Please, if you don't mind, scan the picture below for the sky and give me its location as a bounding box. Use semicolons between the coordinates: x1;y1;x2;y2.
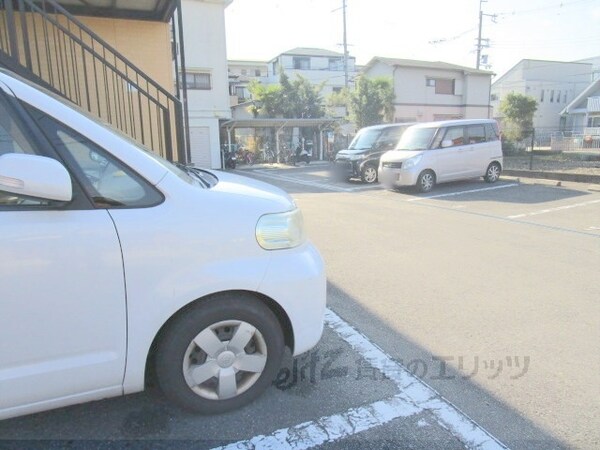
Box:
224;0;600;80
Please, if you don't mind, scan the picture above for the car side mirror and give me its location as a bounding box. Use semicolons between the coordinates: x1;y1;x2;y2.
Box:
0;153;73;202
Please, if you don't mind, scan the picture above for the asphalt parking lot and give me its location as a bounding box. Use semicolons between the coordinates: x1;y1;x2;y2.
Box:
2;163;598;449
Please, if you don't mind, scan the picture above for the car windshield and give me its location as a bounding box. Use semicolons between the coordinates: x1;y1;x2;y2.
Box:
4;70;218;189
348;128;383;150
394;127;436;151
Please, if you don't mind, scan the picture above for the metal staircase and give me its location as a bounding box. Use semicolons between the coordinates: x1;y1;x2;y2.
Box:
0;0;187;162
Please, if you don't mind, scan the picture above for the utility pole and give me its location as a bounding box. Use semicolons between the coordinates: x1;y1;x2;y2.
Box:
476;0;484;70
476;0;496;70
342;0;348;88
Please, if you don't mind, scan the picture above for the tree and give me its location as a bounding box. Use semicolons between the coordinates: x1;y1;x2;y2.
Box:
325;88;350;118
349;76;394;128
499;92;538;142
246;73;324;119
290;75;324;119
247;80;282;117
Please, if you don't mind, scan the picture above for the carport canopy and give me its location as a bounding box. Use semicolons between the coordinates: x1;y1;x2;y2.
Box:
220;118;340;162
221;118;339;131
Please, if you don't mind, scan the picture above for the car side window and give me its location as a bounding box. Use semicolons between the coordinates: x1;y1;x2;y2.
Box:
467;125;486;144
439;126;465;147
0;95;53;207
24;105;163;209
485;123;500;141
379;127;406;148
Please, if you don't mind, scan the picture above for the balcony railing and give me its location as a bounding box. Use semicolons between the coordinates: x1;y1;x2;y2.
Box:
0;0;187;162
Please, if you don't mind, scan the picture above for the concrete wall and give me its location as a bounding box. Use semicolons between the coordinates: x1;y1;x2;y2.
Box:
79;17;174;94
182;0;232;168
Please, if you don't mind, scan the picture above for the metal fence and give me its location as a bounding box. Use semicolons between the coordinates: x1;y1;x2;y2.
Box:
511;128;600;153
550;129;600;152
0;0;187;162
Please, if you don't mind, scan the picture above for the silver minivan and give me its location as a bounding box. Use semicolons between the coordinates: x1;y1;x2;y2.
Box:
379;119;503;192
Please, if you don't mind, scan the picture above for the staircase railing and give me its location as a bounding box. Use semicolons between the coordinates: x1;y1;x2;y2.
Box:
0;0;187;162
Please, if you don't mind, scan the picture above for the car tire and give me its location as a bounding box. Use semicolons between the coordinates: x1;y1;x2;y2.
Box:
361;165;378;184
155;292;284;414
416;170;435;193
484;162;501;183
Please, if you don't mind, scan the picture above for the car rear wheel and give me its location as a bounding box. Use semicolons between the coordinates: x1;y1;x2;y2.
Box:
155;293;284;414
484;162;501;183
416;170;435;193
361;165;378;184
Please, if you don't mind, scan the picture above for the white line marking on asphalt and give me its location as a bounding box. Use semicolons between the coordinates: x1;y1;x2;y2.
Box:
507;199;600;219
250;170;381;192
251;170;352;192
407;183;519;202
212;309;508;450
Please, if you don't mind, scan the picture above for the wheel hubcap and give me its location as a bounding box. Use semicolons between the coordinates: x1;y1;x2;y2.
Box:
183;320;268;400
364;168;377;183
488;165;499;181
217;350;236;368
422;174;433;191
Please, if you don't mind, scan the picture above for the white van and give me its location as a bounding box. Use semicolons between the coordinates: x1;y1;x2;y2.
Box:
379;119;503;192
0;69;326;419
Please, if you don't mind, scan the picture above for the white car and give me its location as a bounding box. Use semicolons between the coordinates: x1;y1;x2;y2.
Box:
379;119;503;192
0;70;326;420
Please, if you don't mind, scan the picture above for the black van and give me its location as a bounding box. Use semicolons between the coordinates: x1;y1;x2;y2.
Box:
333;123;414;183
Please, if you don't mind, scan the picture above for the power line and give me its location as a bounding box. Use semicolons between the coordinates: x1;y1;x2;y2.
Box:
495;0;596;17
429;28;476;45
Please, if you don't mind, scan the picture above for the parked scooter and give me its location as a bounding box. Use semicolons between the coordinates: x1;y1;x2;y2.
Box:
222;145;237;169
294;143;311;165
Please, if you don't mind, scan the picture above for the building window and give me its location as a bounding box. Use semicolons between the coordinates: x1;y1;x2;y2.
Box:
329;58;343;71
540;90;544;102
241;69;247;76
184;72;212;90
235;86;248;101
550;90;554;102
556;91;560;103
490;94;498;101
293;57;310;70
255;69;261;76
426;78;455;95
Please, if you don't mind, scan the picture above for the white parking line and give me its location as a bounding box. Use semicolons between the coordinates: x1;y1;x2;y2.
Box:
249;170;379;192
407;183;519;202
212;309;508;450
507;199;600;219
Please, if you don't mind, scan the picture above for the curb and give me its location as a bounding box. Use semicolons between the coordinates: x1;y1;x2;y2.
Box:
503;169;600;185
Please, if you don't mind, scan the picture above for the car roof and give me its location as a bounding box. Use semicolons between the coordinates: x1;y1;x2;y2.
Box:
410;119;497;129
359;122;416;131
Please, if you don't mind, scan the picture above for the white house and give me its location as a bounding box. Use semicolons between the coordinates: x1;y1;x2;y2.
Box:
577;56;600;81
490;59;592;132
181;0;233;169
560;78;600;134
362;57;493;123
265;48;358;97
228;60;269;105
